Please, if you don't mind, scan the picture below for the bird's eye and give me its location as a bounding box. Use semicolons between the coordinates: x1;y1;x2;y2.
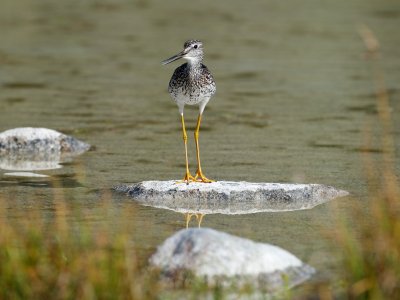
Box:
193;44;198;49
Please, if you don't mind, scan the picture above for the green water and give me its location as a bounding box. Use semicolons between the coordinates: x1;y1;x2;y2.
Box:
0;0;399;282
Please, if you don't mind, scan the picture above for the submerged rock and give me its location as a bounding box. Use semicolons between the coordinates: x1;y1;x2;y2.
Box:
150;228;315;291
0;127;90;171
115;180;349;214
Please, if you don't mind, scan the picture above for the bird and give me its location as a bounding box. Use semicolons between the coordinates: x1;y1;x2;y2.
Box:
162;40;216;184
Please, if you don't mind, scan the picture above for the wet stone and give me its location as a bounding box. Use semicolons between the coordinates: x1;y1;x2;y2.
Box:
114;180;349;214
150;228;315;292
0;127;90;154
0;127;90;171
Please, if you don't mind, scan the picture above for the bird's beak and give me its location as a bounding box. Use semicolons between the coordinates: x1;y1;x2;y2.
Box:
162;50;186;65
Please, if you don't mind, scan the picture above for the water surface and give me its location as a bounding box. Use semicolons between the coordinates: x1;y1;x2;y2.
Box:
1;0;399;282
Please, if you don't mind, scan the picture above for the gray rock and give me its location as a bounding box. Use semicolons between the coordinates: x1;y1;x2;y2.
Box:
115;180;348;214
150;228;315;292
0;127;90;171
0;127;90;154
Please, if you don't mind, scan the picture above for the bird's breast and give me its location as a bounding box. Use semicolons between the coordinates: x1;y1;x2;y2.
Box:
167;64;216;105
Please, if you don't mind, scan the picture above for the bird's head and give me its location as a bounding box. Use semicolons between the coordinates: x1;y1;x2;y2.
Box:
162;40;204;65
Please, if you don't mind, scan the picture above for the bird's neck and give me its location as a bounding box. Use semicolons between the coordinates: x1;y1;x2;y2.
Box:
186;58;202;69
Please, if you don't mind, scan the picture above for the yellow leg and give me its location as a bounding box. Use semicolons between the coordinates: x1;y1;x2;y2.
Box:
185;213;195;228
179;114;195;184
195;213;205;228
194;114;214;183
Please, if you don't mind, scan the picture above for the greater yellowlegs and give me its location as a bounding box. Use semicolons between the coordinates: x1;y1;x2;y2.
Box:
162;40;216;184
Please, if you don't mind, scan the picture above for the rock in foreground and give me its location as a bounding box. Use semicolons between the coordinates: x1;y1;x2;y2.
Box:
150;228;315;292
115;180;349;213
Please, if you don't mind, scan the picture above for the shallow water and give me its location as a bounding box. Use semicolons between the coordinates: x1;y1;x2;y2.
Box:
0;0;399;283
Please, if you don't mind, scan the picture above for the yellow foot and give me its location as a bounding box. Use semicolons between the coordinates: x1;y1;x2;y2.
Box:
176;173;196;185
194;170;215;183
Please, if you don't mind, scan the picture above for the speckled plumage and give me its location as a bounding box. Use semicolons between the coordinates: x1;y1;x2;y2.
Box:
163;40;216;114
168;62;216;106
162;40;216;183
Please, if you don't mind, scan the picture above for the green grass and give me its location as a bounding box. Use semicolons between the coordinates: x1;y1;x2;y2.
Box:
300;24;400;300
0;201;160;300
337;25;400;300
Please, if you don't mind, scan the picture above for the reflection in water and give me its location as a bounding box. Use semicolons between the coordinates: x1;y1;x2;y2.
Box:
185;212;204;228
0;153;64;171
4;172;49;178
0;174;83;189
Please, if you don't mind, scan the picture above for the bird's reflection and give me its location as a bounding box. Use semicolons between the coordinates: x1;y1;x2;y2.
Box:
184;212;205;228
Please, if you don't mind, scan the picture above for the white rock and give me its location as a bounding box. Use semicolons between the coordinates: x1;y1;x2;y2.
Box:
0;127;90;171
0;127;62;140
0;127;90;154
115;180;349;213
150;228;315;291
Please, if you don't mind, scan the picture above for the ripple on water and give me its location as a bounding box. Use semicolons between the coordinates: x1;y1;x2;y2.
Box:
3;82;47;89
